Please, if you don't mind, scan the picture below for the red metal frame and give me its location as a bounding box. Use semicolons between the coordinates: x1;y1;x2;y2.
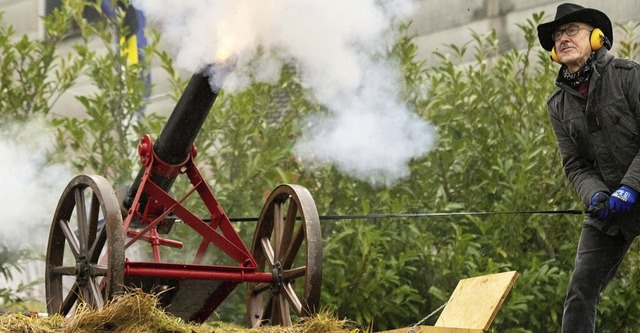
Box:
122;135;271;284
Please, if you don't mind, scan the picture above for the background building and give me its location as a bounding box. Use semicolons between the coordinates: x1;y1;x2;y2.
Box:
3;0;640;116
6;1;640;60
410;0;640;65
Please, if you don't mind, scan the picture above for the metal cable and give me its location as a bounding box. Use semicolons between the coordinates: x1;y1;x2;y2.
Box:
409;301;449;332
225;209;585;222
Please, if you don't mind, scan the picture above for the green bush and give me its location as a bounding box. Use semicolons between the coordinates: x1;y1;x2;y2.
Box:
0;8;83;121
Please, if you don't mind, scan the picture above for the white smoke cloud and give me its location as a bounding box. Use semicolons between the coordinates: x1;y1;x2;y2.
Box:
0;119;72;248
133;0;436;186
296;58;436;186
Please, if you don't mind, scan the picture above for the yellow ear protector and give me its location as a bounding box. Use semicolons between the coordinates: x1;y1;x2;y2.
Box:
590;28;606;50
550;28;605;63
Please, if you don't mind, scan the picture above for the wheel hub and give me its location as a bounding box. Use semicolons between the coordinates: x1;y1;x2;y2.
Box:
271;261;283;294
75;255;90;287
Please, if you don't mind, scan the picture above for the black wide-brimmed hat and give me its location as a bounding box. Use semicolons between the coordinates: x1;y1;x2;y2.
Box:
537;3;612;51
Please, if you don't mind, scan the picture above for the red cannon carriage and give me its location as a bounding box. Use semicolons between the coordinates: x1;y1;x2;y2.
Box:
44;61;322;327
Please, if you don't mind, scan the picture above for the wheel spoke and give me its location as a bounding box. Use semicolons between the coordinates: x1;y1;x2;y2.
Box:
270;295;280;325
281;200;297;255
61;283;80;314
263;295;273;323
274;202;283;258
89;226;107;262
50;265;76;276
281;266;306;280
89;264;108;276
59;219;81;259
273;294;291;326
87;278;105;309
260;236;275;266
282;226;304;268
74;188;88;253
88;193;100;246
282;282;303;315
251;282;272;295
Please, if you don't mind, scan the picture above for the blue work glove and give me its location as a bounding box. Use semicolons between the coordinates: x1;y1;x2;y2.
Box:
587;192;610;219
610;185;638;213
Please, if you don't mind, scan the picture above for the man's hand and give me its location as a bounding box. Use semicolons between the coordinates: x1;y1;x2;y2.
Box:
610;185;638;213
588;192;610;219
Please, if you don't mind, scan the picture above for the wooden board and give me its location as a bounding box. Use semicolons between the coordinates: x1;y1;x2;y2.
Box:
378;326;483;333
434;271;518;330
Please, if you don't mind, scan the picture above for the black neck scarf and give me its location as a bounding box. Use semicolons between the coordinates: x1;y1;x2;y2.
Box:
560;53;595;87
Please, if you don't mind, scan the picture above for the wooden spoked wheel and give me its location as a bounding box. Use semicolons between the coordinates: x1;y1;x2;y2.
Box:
247;184;323;327
45;175;125;316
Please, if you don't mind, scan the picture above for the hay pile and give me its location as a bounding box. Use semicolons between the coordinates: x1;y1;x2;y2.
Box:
0;291;359;333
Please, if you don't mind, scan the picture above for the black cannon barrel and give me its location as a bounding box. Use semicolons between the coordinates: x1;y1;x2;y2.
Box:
156;70;217;164
123;62;234;210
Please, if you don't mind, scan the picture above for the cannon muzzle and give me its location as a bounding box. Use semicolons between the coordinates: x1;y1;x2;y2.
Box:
123;59;236;211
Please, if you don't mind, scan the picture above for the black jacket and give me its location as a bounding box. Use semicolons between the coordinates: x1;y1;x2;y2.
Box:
547;48;640;239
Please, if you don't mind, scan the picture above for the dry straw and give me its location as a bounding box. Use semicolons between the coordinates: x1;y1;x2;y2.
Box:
0;290;359;333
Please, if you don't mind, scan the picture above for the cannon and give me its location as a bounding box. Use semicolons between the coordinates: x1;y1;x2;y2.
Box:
44;60;323;326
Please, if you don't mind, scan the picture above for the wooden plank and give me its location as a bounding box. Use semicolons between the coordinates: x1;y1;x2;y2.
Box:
378;326;483;333
434;271;518;330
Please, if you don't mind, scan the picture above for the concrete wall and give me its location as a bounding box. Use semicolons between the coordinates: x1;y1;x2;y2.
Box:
1;0;177;119
410;0;640;65
3;1;640;116
0;0;40;37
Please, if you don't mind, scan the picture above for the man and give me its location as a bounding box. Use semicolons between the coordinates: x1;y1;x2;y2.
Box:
537;3;640;332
